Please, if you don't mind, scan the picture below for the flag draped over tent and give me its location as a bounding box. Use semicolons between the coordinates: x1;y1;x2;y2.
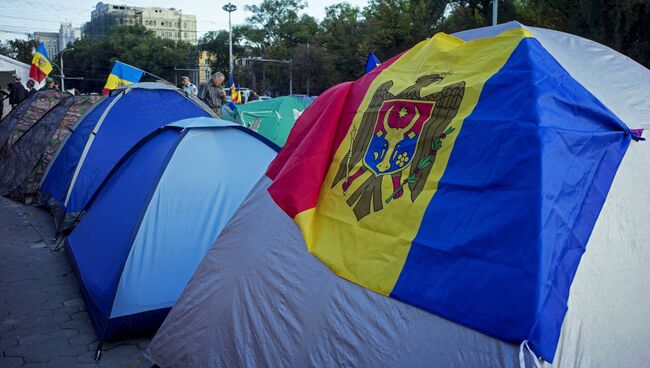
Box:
29;43;53;83
364;51;381;73
266;28;638;362
102;61;143;95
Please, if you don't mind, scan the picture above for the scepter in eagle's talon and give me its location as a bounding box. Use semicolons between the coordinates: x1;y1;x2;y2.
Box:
385;126;456;204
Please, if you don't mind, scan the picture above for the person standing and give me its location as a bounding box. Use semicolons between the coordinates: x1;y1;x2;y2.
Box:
248;90;260;102
180;76;198;96
9;76;27;108
44;77;56;90
26;79;38;96
198;72;226;117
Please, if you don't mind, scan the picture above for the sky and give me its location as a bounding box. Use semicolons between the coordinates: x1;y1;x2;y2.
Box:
0;0;370;42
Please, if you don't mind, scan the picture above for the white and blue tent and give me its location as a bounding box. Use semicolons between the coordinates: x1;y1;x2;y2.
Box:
38;83;214;232
64;117;278;355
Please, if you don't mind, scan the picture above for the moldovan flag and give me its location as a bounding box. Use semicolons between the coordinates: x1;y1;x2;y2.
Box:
266;29;642;363
230;76;237;102
29;43;53;83
102;61;144;95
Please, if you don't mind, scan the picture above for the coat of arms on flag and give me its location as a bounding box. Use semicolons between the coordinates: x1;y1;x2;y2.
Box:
332;74;465;220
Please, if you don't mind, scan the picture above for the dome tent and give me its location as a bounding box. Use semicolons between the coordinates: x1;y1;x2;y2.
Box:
0;90;70;152
146;22;649;367
0;95;99;202
65;117;278;356
37;82;214;232
235;96;311;147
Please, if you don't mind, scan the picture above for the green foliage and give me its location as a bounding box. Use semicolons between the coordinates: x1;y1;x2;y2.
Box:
0;38;39;64
198;28;246;76
59;25;194;92
3;0;648;94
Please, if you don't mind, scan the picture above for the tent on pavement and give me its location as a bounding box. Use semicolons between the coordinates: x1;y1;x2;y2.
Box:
0;90;70;152
146;22;650;367
65;117;277;356
37;83;214;232
235;96;311;146
0;95;100;202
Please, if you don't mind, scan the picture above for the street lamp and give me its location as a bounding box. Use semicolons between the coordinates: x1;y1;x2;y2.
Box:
222;3;237;82
59;47;74;91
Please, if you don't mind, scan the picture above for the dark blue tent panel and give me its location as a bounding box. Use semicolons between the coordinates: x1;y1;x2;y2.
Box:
37;84;213;231
66;118;277;341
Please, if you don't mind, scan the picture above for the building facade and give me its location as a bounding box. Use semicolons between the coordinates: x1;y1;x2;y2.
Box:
33;32;59;58
87;2;198;45
33;23;81;59
59;23;82;50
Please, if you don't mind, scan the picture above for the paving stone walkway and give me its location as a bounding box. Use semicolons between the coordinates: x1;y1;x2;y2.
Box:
0;197;152;368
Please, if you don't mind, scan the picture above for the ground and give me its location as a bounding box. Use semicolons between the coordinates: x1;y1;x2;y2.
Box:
0;197;153;368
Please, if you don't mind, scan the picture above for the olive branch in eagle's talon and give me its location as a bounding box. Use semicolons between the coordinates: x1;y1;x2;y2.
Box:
385;126;456;204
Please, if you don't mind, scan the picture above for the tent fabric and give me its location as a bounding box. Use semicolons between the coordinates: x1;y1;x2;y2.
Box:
147;139;650;367
0;90;70;152
146;23;650;367
66;118;278;340
0;95;99;202
235;96;311;146
265;28;632;361
37;83;215;232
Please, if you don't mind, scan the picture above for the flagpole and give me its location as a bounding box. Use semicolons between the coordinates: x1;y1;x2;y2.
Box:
141;70;174;86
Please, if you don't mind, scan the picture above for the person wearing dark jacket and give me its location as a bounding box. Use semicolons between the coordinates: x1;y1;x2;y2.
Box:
26;79;37;95
9;76;27;107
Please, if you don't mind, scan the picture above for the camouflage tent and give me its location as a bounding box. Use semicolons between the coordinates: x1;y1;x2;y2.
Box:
0;94;100;202
0;90;71;151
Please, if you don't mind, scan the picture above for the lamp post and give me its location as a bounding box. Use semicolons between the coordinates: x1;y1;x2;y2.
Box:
59;47;74;91
492;0;498;26
222;3;237;82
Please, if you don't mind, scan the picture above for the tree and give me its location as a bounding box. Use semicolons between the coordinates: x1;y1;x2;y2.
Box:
198;28;247;76
245;0;307;45
0;38;39;64
61;25;195;92
317;3;367;85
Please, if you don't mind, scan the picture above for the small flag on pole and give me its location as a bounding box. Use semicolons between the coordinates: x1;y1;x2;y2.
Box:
230;75;237;102
29;43;53;83
236;83;242;104
364;52;381;74
102;61;144;95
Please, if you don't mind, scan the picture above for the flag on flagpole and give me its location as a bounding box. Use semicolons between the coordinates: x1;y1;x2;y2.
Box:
237;83;242;104
364;52;381;74
29;43;53;83
102;61;144;95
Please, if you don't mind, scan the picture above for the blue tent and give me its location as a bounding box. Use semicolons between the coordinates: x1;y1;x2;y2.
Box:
38;83;214;232
65;117;278;354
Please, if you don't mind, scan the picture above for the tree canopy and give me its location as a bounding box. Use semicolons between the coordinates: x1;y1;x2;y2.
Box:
1;0;648;94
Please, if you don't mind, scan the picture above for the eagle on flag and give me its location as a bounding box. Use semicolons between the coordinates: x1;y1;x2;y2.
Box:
331;74;465;220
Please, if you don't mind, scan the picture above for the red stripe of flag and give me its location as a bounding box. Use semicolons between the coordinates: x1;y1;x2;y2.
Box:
267;51;404;218
29;64;47;83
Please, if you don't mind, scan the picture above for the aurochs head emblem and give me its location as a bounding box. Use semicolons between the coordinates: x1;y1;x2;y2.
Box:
331;73;466;220
364;100;434;175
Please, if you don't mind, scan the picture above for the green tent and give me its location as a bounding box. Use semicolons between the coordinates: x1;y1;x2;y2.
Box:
235;96;311;147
